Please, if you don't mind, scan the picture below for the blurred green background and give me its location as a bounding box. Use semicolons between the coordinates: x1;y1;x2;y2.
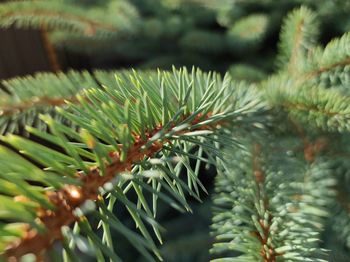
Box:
51;0;350;76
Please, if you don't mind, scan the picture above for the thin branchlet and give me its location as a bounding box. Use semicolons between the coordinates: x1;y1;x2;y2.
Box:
304;57;350;79
252;144;281;262
0;96;78;117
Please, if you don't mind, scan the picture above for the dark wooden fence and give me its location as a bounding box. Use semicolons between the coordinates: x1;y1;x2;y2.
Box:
0;28;53;80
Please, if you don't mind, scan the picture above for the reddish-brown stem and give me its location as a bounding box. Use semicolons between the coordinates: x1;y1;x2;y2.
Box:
288;119;328;163
0;91;131;117
252;144;280;262
305;57;350;79
4;113;221;260
0;96;79;117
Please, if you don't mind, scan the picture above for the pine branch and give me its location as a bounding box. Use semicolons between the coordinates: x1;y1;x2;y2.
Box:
250;143;281;262
304;33;350;76
0;70;114;134
276;7;318;73
0;68;266;260
306;58;350;79
264;75;350;132
211;138;335;261
0;70;99;135
0;1;138;38
0;96;78;117
3;112;217;259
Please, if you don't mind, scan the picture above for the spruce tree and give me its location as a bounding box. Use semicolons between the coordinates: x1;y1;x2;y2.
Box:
0;1;349;261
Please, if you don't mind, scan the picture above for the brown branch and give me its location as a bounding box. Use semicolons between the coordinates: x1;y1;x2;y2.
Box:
0;96;79;117
289;118;328;163
305;57;350;79
251;144;281;262
3;113;221;260
0;90;129;117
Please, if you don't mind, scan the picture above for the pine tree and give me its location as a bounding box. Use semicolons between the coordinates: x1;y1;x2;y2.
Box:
0;2;350;262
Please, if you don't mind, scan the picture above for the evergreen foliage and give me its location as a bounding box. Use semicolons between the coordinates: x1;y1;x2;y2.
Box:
0;68;265;261
1;0;349;71
211;141;335;261
0;0;138;38
226;13;269;53
0;2;350;262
